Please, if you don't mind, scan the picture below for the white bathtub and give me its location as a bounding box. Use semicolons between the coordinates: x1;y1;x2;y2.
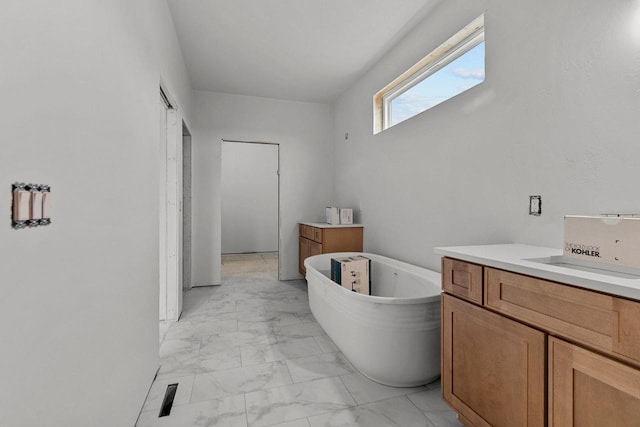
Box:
305;252;441;387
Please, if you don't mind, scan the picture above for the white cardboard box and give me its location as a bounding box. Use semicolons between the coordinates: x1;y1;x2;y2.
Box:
326;207;340;225
564;215;640;268
331;256;370;295
339;208;353;225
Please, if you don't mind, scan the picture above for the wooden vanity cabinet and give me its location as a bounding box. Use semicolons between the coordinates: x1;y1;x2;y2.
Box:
441;257;640;427
298;223;363;276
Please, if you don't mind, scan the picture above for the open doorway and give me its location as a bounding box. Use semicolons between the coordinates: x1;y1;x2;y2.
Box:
221;140;280;281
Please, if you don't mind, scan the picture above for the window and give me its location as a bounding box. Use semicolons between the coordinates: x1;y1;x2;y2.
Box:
374;15;485;133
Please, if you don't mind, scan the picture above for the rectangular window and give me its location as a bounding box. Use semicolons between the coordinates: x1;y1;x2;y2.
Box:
374;15;485;133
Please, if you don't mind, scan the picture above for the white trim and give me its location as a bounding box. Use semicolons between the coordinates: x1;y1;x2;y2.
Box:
220;139;281;281
159;79;178;111
159;90;184;321
159;99;168;321
373;14;485;134
383;30;484;129
165;108;183;321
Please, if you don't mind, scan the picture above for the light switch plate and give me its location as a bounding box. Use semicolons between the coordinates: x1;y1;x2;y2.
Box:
529;195;542;216
12;183;52;228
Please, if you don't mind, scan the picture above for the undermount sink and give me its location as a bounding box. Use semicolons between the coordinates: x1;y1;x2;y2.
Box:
524;256;640;279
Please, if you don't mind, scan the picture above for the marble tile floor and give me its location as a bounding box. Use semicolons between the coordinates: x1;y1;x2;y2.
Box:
222;252;279;280
140;274;462;427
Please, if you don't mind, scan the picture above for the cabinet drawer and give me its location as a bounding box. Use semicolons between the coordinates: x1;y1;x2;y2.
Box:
313;228;323;243
301;224;314;240
486;267;640;366
442;258;483;305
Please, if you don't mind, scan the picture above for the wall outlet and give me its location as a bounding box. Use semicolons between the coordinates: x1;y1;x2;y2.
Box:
529;195;542;216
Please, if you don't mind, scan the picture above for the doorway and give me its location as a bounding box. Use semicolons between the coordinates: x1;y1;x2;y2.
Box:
221;140;280;281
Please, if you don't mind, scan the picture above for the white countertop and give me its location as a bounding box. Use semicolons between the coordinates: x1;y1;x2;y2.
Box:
434;244;640;301
300;222;364;228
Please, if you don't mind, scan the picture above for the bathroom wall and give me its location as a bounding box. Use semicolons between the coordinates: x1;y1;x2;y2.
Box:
191;91;333;283
221;142;279;254
0;1;192;426
333;0;640;271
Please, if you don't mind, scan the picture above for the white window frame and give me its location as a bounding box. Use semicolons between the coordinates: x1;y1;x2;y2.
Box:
374;14;485;134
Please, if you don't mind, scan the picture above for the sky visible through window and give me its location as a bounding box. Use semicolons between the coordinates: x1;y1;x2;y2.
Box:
390;41;485;126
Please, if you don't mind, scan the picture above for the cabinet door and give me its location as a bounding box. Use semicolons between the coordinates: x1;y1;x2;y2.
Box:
309;240;322;257
442;294;545;427
549;337;640;426
299;237;310;276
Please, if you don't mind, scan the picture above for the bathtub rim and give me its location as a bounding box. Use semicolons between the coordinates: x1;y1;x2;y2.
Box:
304;252;441;305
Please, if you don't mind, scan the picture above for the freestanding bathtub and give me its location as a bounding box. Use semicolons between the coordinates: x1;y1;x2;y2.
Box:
305;252;441;387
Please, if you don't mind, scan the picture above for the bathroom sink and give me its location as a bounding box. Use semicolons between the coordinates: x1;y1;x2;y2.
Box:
524;256;640;279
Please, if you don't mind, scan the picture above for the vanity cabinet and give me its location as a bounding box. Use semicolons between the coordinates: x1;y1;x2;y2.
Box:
298;223;363;276
441;256;640;427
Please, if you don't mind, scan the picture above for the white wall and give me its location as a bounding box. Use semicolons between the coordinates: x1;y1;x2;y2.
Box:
192;91;333;283
0;1;192;426
222;142;279;254
333;0;640;272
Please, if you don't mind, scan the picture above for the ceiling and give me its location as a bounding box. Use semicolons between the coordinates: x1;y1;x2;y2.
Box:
166;0;437;103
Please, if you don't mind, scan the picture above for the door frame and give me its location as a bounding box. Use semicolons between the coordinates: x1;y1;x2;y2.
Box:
159;85;184;321
182;123;192;291
221;139;281;280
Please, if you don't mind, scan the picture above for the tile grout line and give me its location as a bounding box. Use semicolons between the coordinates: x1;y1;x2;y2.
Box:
279;338;296;386
243;392;250;427
337;374;359;408
262;414;311;427
337;374;432;406
187;374;196;406
404;393;435;424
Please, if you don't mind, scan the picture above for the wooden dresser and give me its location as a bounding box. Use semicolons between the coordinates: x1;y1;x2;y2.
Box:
298;222;363;276
438;249;640;427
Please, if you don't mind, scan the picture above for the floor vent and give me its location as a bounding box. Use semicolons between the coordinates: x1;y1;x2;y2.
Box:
159;383;178;417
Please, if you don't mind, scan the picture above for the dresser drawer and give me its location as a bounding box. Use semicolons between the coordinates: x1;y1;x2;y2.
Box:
485;267;640;366
442;258;484;305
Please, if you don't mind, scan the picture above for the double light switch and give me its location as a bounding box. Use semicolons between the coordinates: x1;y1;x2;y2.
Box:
12;183;51;229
